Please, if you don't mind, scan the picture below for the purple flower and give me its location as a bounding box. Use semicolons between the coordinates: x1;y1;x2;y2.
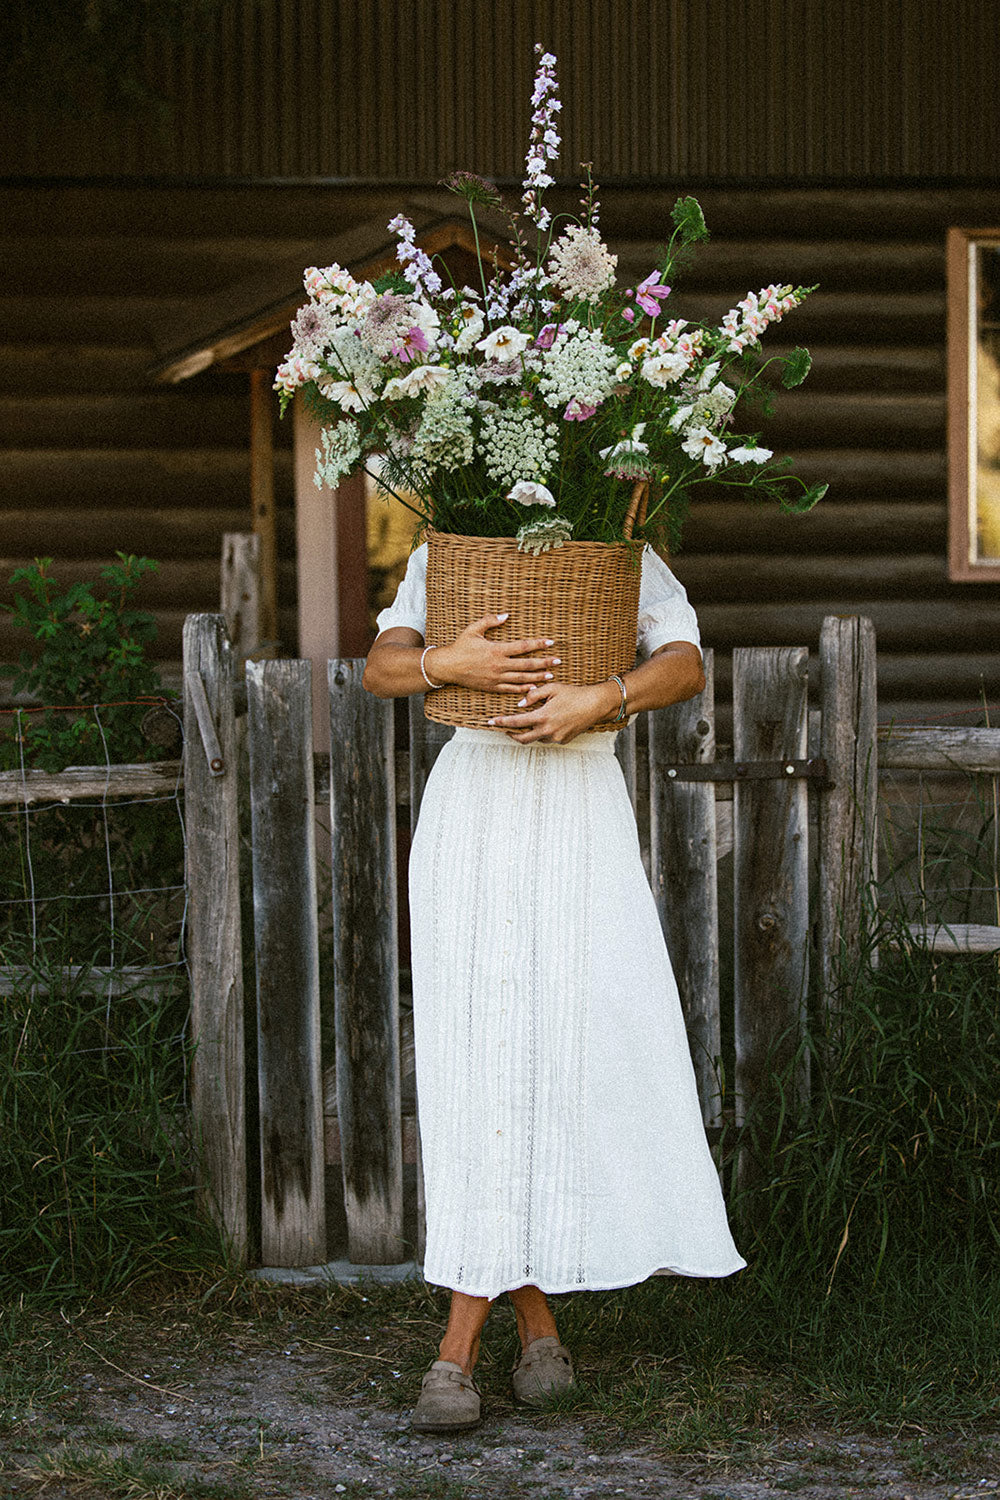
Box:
622;307;636;324
635;271;671;318
534;322;562;349
563;399;599;421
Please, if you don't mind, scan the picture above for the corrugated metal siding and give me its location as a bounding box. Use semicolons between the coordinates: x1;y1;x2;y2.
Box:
3;0;1000;181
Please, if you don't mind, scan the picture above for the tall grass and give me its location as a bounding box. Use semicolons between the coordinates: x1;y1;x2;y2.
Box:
0;948;224;1300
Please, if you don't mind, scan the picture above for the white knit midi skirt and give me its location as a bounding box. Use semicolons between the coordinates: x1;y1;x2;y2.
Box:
409;726;746;1300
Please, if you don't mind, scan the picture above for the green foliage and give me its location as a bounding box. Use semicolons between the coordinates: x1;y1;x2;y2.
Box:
781;345;813;388
0;957;223;1300
2;554;169;774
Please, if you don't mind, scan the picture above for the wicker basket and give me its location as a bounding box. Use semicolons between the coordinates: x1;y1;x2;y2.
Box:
423;528;643;730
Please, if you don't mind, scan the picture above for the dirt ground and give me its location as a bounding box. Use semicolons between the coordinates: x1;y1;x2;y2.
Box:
3;1298;998;1500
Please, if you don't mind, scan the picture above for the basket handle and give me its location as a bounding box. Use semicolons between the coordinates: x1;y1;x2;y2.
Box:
623;480;649;539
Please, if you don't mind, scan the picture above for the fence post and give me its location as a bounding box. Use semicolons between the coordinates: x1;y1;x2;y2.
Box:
732;647;810;1188
220;532;261;662
407;700;454;1266
818;616;878;1018
182;613;247;1258
648;649;721;1127
247;658;326;1267
328;660;404;1264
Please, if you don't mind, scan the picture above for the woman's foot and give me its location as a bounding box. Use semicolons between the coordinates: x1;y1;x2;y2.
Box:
410;1359;482;1433
511;1335;576;1408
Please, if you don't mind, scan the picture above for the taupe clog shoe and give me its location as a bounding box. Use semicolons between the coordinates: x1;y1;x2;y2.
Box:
511;1335;576;1407
410;1359;482;1433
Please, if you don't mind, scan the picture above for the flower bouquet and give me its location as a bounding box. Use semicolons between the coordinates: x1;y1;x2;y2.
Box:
277;45;825;726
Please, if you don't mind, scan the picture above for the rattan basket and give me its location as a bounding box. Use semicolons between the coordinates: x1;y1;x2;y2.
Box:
423;518;645;731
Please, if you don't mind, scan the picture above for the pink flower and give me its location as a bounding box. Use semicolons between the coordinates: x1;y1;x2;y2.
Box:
622;307;635;324
563;399;599;421
534;322;562;349
635;271;671;318
392;326;430;363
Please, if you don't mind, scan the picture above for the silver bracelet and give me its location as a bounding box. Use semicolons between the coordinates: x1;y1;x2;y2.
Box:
420;645;443;690
608;672;628;723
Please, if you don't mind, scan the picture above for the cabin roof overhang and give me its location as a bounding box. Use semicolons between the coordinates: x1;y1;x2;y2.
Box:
147;194;515;384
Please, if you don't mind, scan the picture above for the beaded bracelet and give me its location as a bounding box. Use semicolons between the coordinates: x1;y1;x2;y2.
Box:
608;672;629;723
420;645;443;690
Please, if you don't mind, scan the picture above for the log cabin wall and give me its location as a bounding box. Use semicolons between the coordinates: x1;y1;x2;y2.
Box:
2;0;999;721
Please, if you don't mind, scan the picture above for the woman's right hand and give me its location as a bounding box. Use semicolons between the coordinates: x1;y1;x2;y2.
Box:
428;614;561;693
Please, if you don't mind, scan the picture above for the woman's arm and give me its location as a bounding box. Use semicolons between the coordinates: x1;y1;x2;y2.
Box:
489;641;705;745
362;617;562;699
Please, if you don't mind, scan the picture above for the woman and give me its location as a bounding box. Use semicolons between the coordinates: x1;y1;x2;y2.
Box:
363;539;745;1433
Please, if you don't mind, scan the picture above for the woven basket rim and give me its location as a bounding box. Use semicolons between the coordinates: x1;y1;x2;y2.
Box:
425;526;640;553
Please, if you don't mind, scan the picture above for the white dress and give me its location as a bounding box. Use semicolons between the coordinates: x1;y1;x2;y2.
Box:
376;543;746;1299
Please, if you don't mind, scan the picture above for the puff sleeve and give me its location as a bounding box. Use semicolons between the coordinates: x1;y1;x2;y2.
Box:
636;546;701;659
374;542;428;638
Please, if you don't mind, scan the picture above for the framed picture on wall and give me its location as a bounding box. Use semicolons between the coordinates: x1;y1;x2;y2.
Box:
948;227;1000;581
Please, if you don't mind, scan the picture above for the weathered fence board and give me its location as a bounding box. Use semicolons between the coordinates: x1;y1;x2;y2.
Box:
898;922;1000;953
648;649;721;1127
878;725;1000;773
221;531;261;661
818;616;879;1012
247;658;326;1267
0;760;182;807
732;646;811;1152
328;659;404;1264
182;613;246;1258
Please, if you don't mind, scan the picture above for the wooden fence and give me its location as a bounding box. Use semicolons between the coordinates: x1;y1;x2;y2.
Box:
5;612;1000;1272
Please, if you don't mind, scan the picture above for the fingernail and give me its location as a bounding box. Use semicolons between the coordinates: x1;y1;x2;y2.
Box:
517;698;527;707
551;658;561;665
545;638;555;646
487;718;496;725
497;612;509;622
544;672;553;680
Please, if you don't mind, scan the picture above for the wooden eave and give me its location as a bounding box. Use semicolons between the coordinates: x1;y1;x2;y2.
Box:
147;194;515;384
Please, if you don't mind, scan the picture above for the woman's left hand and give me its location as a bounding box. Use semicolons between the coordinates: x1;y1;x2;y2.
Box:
488;680;617;744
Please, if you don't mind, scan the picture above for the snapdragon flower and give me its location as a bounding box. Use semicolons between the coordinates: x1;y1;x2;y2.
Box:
522;44;561;230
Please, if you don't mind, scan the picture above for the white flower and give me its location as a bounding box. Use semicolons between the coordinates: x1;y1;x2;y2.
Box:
681;425;728;469
695;361;721;391
615;361;632;381
547;224;617;304
600;424;651;479
699;381;737;421
314;420;362;488
537;326;619;410
476;325;531;362
599;424;648;466
389;363;451;399
507;480;556;507
480;407;559;490
669;403;695;432
317;376;368;412
627;338;652;362
728;443;773;464
516;513;574;554
640;349;691;387
273;354;321;397
453;304;485;353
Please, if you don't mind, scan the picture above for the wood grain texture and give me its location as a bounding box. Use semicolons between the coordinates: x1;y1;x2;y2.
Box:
878;725;1000;773
181;613;247;1258
648;650;721;1127
247;657;326;1267
220;532;261;661
328;659;404;1264
818;617;879;1017
732;647;811;1158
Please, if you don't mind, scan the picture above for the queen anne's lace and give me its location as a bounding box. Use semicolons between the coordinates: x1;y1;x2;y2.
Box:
547;225;617;304
480;407;559;490
538;327;619;411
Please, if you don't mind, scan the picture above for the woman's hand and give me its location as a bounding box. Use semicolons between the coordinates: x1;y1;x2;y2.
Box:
488;678;620;744
429;614;561;694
